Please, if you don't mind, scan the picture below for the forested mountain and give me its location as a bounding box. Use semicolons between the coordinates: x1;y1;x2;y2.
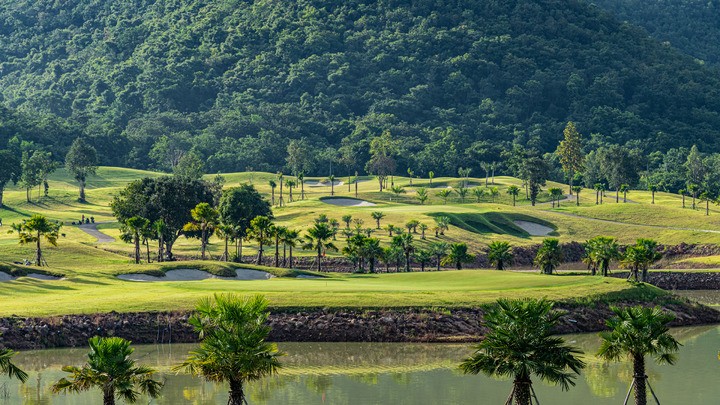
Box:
2;0;720;176
595;0;720;65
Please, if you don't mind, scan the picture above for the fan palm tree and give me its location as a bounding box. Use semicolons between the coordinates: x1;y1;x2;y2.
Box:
489;186;500;203
176;294;283;405
268;180;277;206
621;239;661;282
285;179;296;202
472;187;486;203
442;242;475;270
389;185;405;201
507;185;520;206
52;336;162;405
455;185;469;203
571;186;582;206
487;241;513;270
303;222;338;272
416;187;429;204
249;216;273;265
215;224;235;262
549;187;563;208
122;217;150;264
371;211;385;229
392;232;415;272
429;242;449;271
594;183;604;204
428;171;434;186
584;236;620;276
298;173;305;200
270;225;286;267
619;184;630;203
277;173;284;207
460;299;585;405
597;306;680;405
434;216;450;236
436;189;452;204
361;237;384;273
535;238;562;275
328;174;335;196
414;248;433;272
9;214;62;266
342;214;353;229
648;184;658;205
190;202;219;260
0;349;28;383
418;223;429;239
280;228;300;267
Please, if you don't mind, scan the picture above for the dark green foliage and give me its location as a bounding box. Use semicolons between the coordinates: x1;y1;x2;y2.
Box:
217;184;273;238
2;0;720;173
110;176;215;259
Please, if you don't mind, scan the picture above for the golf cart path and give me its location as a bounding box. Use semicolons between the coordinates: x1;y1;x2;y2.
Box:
548;211;720;234
78;221;115;243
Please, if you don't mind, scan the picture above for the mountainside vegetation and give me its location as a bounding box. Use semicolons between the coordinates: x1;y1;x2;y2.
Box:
1;0;720;177
595;0;720;65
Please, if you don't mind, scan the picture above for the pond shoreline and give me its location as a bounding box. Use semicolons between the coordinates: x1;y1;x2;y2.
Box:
1;298;718;350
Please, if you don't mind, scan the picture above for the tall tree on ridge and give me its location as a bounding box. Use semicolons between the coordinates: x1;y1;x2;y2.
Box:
556;122;585;195
65;138;98;203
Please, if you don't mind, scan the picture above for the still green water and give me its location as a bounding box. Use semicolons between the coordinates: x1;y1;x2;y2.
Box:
4;325;719;404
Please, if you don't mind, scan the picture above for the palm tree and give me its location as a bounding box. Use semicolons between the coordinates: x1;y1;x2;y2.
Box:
549;187;563;208
249;216;273;265
678;188;685;208
341;214;352;229
361;237;384;273
487;241;513;270
298;172;305;200
455;185;469;203
277;173;285;207
385;224;396;237
648;184;658;204
414;248;433;272
442;242;475;270
280;228;300;267
416;187;429;204
0;349;28;383
268;180;277;206
215;224;235;262
285;178;296;202
621;239;661;282
405;219;419;233
434;216;450;236
597;306;680;405
535;238;562;274
436;189;452;204
571;185;582;206
418;223;428;239
472;187;485;203
430;242;448;271
9;214;62;266
371;211;385;229
480;162;490;187
428;171;435;186
52;336;162;405
461;299;585;405
507;185;520;206
389;185;405;201
153;219;166;262
584;236;620;276
328;174;335;196
270;225;285;267
190;202;219;260
619;184;630;203
407;167;414;186
594;183;604;205
176;294;283;405
392;232;415;272
303;222;338;272
123;217;150;264
489;186;500;203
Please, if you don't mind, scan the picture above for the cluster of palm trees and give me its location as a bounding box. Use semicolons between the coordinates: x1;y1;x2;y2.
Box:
583;237;661;282
415;183;519;205
461;298;680;405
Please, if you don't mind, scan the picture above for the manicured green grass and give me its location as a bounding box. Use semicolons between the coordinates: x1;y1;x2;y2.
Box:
0;269;652;317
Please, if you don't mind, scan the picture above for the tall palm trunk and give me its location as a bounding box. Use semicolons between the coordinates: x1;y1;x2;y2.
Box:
157;236;164;262
405;252;411;272
317;247;322;272
103;386;115;405
35;231;42;266
145;239;151;263
223;236;229;262
274;234;280;267
256;235;264;265
289;246;293;268
436;256;442;271
133;232;141;264
283;243;287;266
633;354;647;405
200;225;207;260
512;379;532;405
301;181;305;200
228;379;245;405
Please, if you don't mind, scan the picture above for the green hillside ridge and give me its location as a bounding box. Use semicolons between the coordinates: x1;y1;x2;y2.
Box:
2;0;720;175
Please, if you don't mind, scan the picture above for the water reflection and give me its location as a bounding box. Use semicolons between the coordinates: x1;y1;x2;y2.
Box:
3;325;719;404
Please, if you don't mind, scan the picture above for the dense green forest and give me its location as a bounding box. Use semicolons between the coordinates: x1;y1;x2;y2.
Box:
595;0;720;64
1;0;720;177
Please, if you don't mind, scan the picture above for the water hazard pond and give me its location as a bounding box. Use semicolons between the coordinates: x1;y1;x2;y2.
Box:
5;325;720;404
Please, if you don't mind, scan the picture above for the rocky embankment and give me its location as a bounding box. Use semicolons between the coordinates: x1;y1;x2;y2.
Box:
612;271;720;290
1;300;718;350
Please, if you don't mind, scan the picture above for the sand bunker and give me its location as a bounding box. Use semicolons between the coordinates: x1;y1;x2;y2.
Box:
306;180;343;187
513;221;554;236
117;268;273;282
0;272;62;282
296;274;323;279
320;198;376;207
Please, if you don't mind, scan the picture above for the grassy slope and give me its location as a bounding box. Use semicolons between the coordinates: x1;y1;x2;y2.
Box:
0;167;713;316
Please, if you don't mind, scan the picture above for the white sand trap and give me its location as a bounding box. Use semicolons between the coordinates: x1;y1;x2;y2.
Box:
513;221;554;236
321;198;376;207
118;268;272;282
306;180;344;187
0;272;62;282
